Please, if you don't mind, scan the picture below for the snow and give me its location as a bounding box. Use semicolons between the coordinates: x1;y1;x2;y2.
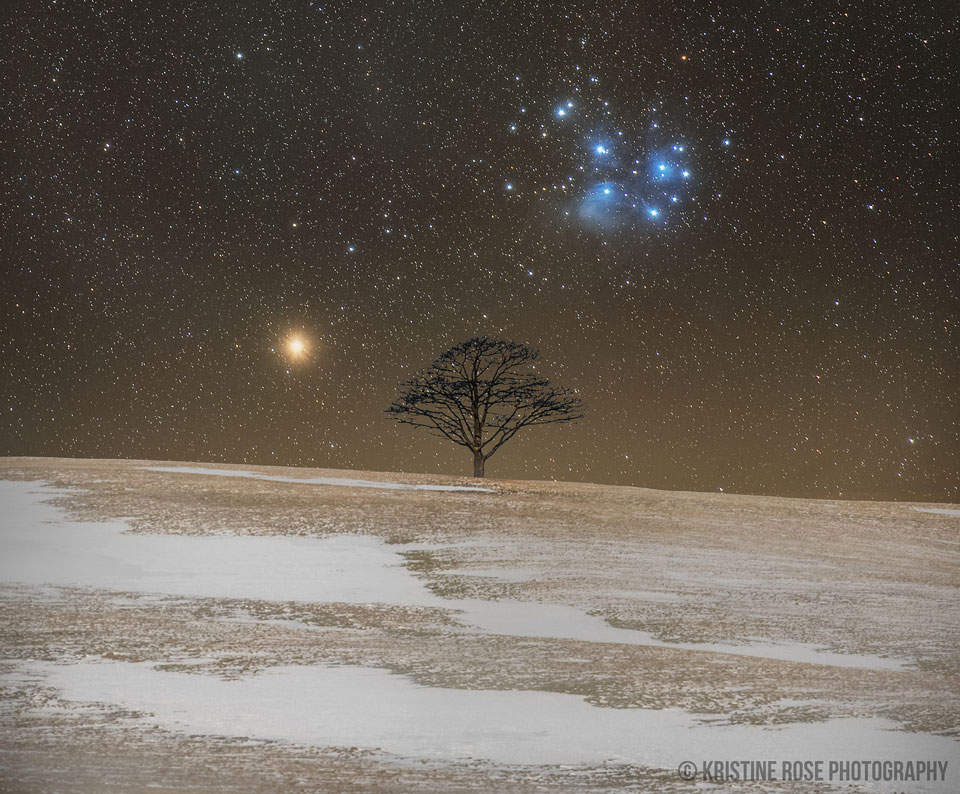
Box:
3;466;958;790
0;480;909;670
453;599;907;669
142;465;494;492
29;659;959;790
0;481;432;605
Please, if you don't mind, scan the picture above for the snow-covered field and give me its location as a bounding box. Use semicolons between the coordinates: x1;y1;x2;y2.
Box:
1;458;958;792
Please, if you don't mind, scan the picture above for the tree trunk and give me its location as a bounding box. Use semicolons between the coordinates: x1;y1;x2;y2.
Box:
473;450;485;478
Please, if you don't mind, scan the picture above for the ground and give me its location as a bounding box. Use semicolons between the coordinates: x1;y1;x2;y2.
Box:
0;457;957;792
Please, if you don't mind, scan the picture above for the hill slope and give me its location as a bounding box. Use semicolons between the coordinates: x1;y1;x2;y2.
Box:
1;457;958;792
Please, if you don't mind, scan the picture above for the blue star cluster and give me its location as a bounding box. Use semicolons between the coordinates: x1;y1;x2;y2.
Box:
502;90;710;230
554;97;704;229
578;133;698;228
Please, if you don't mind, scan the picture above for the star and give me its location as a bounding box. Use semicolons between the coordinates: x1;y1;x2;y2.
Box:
287;338;307;358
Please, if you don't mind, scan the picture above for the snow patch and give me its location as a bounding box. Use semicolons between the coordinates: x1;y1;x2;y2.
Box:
911;507;960;517
0;480;911;670
142;466;494;492
21;659;959;790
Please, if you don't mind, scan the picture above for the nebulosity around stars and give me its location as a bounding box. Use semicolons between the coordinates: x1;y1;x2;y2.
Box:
507;89;712;231
0;1;955;500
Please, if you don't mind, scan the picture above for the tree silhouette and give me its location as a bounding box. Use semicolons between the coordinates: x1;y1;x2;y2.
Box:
386;337;584;477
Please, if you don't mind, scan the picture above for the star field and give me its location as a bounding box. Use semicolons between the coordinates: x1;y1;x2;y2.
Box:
1;0;956;499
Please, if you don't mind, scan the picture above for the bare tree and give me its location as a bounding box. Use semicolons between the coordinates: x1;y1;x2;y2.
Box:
386;337;584;477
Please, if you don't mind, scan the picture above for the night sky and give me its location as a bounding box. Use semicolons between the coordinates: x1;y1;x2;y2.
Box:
2;1;956;500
